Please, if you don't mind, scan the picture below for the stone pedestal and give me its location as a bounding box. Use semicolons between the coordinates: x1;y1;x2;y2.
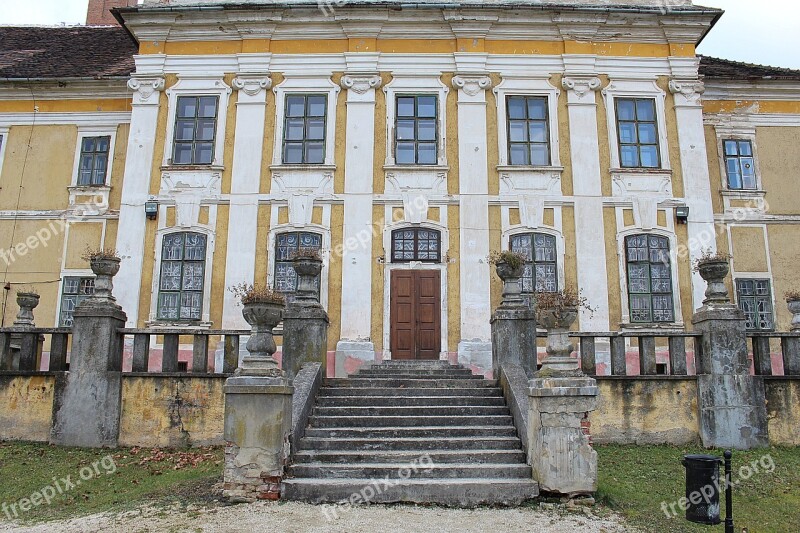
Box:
528;376;598;495
693;303;768;449
282;304;329;381
491;307;537;378
335;339;374;377
50;299;126;447
223;374;293;502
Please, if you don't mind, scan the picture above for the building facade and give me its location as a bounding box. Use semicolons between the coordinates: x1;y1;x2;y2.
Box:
1;0;799;376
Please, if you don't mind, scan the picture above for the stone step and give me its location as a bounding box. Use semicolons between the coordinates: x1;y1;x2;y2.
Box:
288;462;532;480
292;449;526;464
298;436;522;451
313;405;510;417
281;478;539;506
352;372;484;379
324;378;499;388
320;387;503;397
308;414;513;428
315;395;507;407
303;425;520;439
370;361;455;367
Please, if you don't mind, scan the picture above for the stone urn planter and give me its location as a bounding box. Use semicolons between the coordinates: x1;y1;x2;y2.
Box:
239;301;285;376
537;306;580;374
696;258;730;305
490;251;526;308
292;256;323;305
787;296;800;332
88;255;121;302
14;292;40;327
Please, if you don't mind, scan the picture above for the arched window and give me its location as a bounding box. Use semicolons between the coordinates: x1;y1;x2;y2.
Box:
158;232;207;320
391;227;441;263
274;232;322;300
509;233;558;293
625;234;674;323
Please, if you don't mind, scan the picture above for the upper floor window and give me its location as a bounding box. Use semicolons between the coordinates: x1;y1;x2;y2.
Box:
172;96;219;165
158;232;206;320
723;140;757;190
395;95;438;165
391;227;441;263
509;233;557;293
274;232;322;300
59;276;95;327
282;94;327;164
616;98;660;168
625;234;674;323
736;279;774;331
507;96;550;166
77;136;111;186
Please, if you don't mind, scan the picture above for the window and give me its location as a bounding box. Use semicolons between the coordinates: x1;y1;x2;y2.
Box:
282;94;327;164
157;232;207;320
736;279;774;331
172;96;219;165
616;98;660;168
625;235;674;323
509;233;558;293
507;96;550;166
76;136;111;186
395;95;438;165
723;140;757;190
59;276;95;327
391;228;441;262
274;232;322;300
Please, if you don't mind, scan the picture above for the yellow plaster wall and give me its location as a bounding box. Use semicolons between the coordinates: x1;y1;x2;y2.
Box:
552;73;574;196
730;226;768;273
371;204;385;353
64;222;103;269
595;76;613;197
592;378;700;445
562;205;578;299
447;205;460;353
372;73;391;195
327;204;344;351
0;99;130;113
660;76;685;198
488;205;503;313
261;73;282;194
0;125;75;210
704;125;725;215
674;222;695;324
486;73;502;197
603;207;622;328
766;225;800;330
765;379;800;446
0;375;56;442
210;205;229;328
757;127;800;216
703;100;800;115
332;73;347;195
442;73;459;196
118;376;225;447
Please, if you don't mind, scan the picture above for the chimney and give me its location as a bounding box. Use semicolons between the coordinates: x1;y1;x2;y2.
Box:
86;0;138;26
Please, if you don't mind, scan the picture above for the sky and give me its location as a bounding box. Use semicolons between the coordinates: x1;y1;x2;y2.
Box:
0;0;798;69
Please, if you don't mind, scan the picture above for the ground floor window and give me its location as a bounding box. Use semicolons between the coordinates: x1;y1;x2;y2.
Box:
157;232;206;321
391;227;441;263
59;276;95;327
274;232;322;300
509;233;557;293
736;278;774;331
625;234;674;323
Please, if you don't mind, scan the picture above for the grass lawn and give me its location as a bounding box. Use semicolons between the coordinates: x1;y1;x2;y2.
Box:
596;444;800;533
0;441;223;524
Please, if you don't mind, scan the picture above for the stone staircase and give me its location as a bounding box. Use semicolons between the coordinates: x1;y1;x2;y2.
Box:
282;360;538;506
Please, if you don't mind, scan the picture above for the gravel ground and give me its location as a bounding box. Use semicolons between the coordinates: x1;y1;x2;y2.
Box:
0;501;634;533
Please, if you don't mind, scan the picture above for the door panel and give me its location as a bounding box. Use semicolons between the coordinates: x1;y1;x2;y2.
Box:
390;270;441;360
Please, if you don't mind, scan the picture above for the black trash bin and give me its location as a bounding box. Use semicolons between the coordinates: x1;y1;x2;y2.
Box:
682;454;722;525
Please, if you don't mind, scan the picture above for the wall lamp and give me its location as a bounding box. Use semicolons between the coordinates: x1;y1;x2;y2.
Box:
145;200;158;220
675;206;689;225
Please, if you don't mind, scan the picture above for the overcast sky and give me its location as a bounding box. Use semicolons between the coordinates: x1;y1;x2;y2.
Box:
1;0;798;69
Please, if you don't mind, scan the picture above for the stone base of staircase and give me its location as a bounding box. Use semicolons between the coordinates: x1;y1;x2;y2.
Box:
282;361;538;507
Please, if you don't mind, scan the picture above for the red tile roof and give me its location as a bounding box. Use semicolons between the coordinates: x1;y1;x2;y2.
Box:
700;55;800;81
0;26;136;80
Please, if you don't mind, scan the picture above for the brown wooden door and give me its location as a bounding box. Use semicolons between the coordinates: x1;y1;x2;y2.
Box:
390;270;441;360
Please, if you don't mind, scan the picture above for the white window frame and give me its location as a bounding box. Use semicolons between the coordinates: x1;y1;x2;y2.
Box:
714;126;767;212
271;74;340;169
266;223;331;312
70;126;117;188
494;76;562;169
602;79;671;172
503;227;566;295
616;227;683;328
55;270;95;328
0;127;9;179
163;76;232;168
383;74;449;169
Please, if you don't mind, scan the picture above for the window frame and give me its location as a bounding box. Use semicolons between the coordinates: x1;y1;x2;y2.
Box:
391;227;442;263
624;234;676;324
615;97;661;169
394;94;439;166
171;95;220;166
602;79;670;171
70;128;117;188
722;138;759;191
162;76;232;168
735;278;775;331
505;95;552;167
281;93;328;165
156;231;208;322
273;231;324;301
509;232;558;294
58;275;96;327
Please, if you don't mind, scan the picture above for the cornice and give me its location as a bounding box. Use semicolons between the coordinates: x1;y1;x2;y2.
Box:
703;80;800;102
0;79;131;101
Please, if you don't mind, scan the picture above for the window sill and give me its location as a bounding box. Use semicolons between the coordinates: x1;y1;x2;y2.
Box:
497;165;564;173
720;189;766;197
619;322;686;333
68;184;110;192
611;167;672;175
269;164;336;172
384;164;449;172
161;165;224;172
